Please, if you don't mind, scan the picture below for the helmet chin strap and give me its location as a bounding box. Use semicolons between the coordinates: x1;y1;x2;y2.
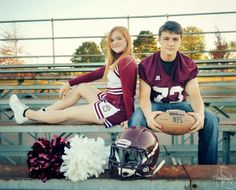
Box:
115;148;136;178
118;160;165;178
118;168;136;177
152;160;166;175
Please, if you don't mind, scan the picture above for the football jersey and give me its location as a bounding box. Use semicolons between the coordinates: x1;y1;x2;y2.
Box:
139;51;198;103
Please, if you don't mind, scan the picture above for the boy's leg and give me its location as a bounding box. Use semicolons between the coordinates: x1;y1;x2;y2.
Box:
128;107;147;127
128;102;166;127
198;109;219;164
171;102;219;164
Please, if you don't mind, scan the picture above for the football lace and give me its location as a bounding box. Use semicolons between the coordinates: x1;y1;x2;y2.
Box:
166;109;186;114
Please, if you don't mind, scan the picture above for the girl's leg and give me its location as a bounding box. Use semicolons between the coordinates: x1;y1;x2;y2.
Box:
46;83;101;111
26;104;104;124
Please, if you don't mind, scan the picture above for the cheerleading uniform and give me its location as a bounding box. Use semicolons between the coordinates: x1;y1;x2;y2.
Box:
68;56;137;128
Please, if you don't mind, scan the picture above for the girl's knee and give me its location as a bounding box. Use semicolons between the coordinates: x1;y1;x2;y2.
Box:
75;83;87;93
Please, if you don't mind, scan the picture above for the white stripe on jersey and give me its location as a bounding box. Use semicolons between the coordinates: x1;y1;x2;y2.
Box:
107;87;123;95
104;119;113;128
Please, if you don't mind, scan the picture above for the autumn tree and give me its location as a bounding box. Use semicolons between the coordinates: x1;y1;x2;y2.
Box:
209;28;236;60
180;26;206;60
0;24;24;64
209;30;229;60
71;41;104;63
133;31;158;59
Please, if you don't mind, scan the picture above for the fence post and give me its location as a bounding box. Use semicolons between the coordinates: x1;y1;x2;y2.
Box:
127;15;130;31
51;18;55;64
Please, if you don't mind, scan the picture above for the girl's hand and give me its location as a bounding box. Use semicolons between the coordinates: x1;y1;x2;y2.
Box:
120;120;128;130
59;82;71;99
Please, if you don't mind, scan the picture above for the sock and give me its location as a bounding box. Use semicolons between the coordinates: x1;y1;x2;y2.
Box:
40;107;46;111
23;108;29;117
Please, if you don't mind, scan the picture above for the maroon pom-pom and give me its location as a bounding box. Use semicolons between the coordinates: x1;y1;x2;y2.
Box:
27;135;70;182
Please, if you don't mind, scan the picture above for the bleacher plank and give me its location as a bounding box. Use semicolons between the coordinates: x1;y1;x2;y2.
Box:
185;165;236;190
0;164;236;190
0;164;189;190
0;122;123;133
0;118;235;164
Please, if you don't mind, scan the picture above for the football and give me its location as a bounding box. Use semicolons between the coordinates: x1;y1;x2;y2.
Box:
154;110;196;135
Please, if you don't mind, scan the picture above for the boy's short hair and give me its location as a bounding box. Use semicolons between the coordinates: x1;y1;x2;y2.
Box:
158;21;183;37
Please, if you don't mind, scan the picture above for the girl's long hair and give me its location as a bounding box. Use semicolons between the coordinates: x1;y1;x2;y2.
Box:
103;26;132;80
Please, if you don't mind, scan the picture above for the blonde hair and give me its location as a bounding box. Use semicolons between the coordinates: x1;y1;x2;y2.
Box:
103;26;132;79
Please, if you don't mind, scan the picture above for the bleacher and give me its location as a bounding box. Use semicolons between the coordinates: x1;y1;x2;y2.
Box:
0;59;236;164
1;12;236;189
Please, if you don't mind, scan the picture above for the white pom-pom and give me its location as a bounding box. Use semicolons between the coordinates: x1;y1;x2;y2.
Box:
60;135;110;182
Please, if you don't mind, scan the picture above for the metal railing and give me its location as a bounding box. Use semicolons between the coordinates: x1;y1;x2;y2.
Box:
0;11;236;64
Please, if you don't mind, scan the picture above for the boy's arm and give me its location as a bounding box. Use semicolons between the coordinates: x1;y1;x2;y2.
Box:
140;79;161;131
185;77;205;133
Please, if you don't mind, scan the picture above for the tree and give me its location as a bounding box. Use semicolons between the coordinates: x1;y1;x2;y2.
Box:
227;41;236;59
71;41;105;63
100;34;107;58
133;31;158;59
180;26;206;60
0;23;24;64
209;30;229;60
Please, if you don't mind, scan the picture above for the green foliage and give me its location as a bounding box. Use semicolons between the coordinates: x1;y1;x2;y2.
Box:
71;41;105;63
227;41;236;59
180;26;206;60
100;35;107;58
133;31;158;59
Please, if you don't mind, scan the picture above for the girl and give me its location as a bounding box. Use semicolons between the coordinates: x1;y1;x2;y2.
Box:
10;26;137;129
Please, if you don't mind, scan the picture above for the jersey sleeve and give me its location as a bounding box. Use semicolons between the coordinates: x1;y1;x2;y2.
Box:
68;66;106;86
138;55;155;86
177;53;199;84
139;63;149;84
118;56;137;120
188;64;198;81
184;58;199;83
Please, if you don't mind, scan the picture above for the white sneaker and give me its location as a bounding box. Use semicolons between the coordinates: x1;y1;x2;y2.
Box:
9;94;29;124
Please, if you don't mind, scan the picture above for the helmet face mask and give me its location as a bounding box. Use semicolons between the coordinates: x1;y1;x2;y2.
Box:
108;126;160;179
109;143;150;178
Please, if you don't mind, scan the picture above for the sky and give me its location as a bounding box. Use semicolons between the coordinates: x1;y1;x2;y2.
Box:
0;0;236;63
0;0;235;20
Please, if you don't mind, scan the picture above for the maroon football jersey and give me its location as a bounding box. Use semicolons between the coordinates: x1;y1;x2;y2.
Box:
139;51;198;103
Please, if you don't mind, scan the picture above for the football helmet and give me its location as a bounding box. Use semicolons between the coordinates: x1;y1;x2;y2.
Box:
108;126;161;178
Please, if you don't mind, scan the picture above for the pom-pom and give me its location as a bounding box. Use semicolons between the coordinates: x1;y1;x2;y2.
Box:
27;135;70;182
60;135;110;181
